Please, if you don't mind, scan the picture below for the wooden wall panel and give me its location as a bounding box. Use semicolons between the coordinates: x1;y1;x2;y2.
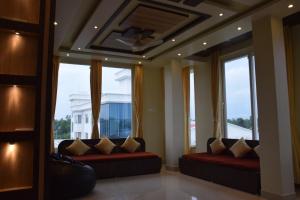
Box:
0;31;38;76
0;86;35;132
0;140;33;190
0;0;40;24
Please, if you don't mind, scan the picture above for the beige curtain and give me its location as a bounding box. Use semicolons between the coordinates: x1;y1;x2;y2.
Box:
90;60;102;139
133;65;144;138
211;50;223;138
182;67;190;154
50;56;60;153
284;26;300;184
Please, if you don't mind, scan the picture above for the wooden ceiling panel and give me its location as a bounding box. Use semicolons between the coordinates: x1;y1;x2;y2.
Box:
119;5;188;34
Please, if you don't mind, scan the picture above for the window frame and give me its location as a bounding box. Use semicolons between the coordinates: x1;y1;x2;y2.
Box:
221;52;259;140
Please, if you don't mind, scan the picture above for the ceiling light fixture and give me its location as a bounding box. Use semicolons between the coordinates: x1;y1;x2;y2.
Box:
78;47;81;50
138;61;142;65
15;32;20;35
288;4;294;8
172;38;176;42
203;42;207;46
142;55;146;58
219;13;224;17
94;25;99;29
237;27;242;31
66;53;70;57
54;21;58;26
177;53;182;56
105;58;108;61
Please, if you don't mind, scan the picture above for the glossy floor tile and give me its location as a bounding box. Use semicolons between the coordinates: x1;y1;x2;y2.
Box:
76;170;269;200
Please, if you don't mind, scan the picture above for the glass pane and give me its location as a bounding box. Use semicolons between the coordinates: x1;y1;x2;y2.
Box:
224;56;253;139
252;56;259;140
100;67;132;138
189;70;196;147
54;64;91;148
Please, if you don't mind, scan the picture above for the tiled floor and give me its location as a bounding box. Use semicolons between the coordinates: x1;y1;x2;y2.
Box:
76;170;268;200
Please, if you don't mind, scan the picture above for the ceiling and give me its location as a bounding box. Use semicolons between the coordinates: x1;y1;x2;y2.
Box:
54;0;299;66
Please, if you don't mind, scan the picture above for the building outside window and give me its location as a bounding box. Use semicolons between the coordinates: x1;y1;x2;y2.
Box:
222;55;259;140
54;63;132;148
189;69;196;147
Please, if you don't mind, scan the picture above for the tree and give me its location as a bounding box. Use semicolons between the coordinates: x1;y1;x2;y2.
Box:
228;116;253;129
54;115;71;139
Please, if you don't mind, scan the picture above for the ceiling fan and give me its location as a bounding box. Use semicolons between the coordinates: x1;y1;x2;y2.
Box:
115;27;163;52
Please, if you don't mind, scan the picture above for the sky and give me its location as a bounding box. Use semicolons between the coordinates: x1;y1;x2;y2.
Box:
55;58;256;120
55;63;131;119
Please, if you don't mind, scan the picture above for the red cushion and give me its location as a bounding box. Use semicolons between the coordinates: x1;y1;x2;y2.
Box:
183;153;259;171
72;152;159;162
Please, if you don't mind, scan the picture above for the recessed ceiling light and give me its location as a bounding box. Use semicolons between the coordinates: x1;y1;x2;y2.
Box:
66;53;70;57
142;55;146;58
172;38;176;42
15;32;20;35
237;27;242;31
54;21;58;26
288;4;294;8
138;61;142;65
78;47;81;50
203;42;207;46
177;53;182;56
219;13;224;17
105;58;108;61
94;25;99;29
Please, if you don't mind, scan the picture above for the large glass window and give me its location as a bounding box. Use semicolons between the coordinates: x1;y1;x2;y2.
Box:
54;64;133;148
54;63;90;147
189;69;196;147
223;55;258;140
100;67;132;139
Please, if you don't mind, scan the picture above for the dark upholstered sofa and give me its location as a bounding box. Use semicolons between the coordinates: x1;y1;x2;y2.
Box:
58;138;162;179
179;138;260;194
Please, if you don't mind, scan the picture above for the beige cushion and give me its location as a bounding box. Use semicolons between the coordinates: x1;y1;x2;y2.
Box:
66;139;90;156
210;138;226;154
95;137;116;155
254;145;260;157
121;137;141;153
230;138;252;158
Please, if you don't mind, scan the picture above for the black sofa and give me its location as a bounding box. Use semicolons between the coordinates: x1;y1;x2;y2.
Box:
179;138;260;194
58;138;162;179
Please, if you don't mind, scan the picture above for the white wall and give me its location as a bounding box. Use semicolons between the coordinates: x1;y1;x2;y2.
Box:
142;66;165;160
194;63;214;152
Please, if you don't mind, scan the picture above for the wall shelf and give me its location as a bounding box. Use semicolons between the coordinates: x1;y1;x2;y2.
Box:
0;75;37;85
0;18;40;33
0;130;34;141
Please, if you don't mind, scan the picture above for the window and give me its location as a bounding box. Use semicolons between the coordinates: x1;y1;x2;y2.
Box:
85;114;89;123
54;63;90;147
100;67;132;139
189;69;196;147
222;55;258;140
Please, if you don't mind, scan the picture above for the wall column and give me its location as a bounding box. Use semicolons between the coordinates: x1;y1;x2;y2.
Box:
194;62;214;152
164;59;184;169
252;16;295;200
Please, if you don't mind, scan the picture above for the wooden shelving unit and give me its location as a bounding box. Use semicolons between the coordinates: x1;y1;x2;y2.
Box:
0;0;46;199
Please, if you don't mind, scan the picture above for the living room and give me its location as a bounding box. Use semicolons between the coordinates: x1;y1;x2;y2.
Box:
0;0;300;200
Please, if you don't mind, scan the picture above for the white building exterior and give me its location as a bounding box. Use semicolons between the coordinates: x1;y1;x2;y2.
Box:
69;68;132;139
